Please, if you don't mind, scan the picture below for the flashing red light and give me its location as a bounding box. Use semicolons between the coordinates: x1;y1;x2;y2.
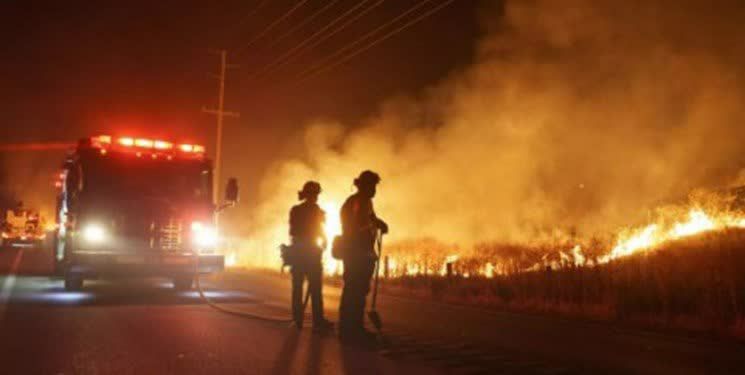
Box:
54;181;62;188
135;138;154;148
93;135;203;158
179;144;205;153
154;140;173;150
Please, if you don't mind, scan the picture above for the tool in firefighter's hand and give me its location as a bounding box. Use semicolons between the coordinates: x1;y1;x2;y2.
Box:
367;231;384;332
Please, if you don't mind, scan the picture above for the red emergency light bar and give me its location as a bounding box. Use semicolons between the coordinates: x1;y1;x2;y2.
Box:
89;135;205;158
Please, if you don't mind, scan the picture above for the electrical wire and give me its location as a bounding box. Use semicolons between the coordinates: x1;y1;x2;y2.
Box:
295;0;442;81
285;0;435;80
296;0;456;83
233;0;312;56
246;0;382;80
265;0;343;48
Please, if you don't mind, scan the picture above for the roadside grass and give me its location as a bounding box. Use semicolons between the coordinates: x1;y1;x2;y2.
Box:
377;228;745;339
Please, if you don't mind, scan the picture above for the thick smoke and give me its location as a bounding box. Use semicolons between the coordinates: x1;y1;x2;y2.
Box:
243;0;745;265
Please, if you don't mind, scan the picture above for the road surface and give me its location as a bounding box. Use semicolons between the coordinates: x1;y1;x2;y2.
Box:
1;247;744;374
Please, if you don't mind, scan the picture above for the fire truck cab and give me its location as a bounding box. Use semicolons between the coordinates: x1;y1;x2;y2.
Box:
54;135;235;291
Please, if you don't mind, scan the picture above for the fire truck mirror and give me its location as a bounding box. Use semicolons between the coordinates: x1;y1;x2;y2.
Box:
225;178;239;204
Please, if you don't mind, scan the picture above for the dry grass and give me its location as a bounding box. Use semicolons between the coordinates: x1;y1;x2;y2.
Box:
379;228;745;339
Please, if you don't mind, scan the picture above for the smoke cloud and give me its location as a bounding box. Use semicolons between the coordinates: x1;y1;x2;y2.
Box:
242;0;745;265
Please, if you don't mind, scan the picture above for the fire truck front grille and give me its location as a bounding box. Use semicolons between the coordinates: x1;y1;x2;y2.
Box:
159;219;183;251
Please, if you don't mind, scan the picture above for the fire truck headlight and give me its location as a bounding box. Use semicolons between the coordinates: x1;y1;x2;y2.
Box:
83;224;107;244
191;222;218;248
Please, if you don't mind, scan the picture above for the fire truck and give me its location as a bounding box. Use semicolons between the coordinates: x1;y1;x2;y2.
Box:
1;206;46;248
54;135;237;291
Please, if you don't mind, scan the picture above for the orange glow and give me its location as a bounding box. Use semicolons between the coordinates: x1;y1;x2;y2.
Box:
193;145;205;153
179;144;194;152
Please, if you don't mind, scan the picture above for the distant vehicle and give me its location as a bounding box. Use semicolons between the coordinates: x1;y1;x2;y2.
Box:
54;135;238;291
1;207;46;248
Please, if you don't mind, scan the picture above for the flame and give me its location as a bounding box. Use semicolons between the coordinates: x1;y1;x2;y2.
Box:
236;191;745;279
321;201;343;275
225;251;237;267
602;208;745;262
483;262;495;278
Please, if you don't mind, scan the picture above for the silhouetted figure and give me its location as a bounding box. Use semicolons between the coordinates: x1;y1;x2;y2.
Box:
288;181;333;331
338;170;388;341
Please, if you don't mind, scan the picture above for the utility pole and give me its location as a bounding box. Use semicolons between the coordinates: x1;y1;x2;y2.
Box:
202;49;240;205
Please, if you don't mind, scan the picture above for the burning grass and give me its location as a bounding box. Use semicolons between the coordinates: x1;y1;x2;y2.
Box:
379;229;745;338
232;190;745;337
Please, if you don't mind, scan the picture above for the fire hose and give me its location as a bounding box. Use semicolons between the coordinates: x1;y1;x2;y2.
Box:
193;235;385;329
193;252;310;324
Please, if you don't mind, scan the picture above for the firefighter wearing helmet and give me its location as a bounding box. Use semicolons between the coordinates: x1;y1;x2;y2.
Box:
338;170;388;340
288;181;334;331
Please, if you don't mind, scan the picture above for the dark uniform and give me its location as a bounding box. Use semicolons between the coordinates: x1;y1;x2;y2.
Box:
288;200;326;327
338;192;382;335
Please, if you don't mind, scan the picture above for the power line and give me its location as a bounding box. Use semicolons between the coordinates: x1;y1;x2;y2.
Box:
295;0;438;80
233;0;311;56
296;0;456;83
246;0;382;80
265;0;342;48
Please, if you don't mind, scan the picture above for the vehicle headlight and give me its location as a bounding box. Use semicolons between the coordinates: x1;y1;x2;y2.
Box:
191;221;218;248
83;224;107;243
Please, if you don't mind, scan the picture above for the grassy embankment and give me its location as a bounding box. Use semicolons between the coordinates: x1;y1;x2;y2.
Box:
378;229;745;339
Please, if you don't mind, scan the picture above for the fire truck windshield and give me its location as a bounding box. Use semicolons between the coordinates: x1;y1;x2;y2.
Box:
83;154;211;203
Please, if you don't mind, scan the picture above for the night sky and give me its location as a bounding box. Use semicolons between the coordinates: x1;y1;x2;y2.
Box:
0;0;486;210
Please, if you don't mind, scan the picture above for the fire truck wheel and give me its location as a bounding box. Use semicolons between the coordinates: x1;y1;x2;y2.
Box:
64;275;83;291
173;277;193;291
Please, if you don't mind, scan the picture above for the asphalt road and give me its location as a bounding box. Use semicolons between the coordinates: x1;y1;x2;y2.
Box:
1;246;745;374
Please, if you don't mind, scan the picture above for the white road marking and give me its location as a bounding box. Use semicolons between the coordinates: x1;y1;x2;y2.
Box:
0;250;24;319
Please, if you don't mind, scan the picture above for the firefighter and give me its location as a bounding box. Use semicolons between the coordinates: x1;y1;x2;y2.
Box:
338;170;388;340
288;181;333;331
